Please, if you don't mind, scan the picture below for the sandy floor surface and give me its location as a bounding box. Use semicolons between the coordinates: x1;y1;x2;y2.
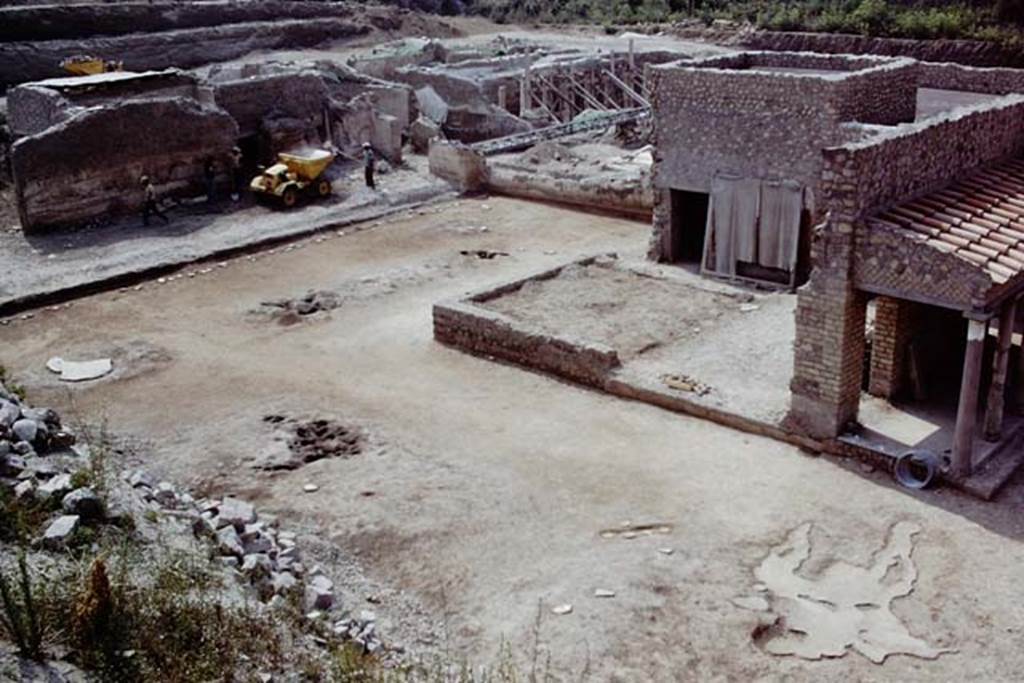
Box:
4;197;1024;680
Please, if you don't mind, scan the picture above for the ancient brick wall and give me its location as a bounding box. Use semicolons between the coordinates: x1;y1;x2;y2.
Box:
868;296;916;399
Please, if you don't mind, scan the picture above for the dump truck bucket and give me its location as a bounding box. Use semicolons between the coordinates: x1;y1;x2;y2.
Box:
277;149;335;182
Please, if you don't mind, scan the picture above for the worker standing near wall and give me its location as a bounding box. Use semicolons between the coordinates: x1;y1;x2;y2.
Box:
204;158;216;203
363;142;375;190
140;175;169;226
230;146;243;201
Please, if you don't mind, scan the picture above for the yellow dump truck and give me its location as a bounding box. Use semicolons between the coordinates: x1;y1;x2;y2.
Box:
60;55;124;76
250;149;335;207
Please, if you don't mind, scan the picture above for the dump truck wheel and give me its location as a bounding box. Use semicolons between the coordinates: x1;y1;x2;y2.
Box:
282;187;299;208
317;179;331;197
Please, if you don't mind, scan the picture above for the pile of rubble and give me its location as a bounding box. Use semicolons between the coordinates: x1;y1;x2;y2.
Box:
0;378;390;662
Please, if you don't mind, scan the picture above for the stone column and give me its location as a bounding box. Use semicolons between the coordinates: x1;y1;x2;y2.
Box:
520;66;531;117
984;300;1017;441
497;85;508;111
952;317;988;478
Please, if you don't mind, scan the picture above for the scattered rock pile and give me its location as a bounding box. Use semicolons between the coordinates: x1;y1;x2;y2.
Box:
253;415;365;470
130;470;387;656
258;290;342;325
1;379;391;662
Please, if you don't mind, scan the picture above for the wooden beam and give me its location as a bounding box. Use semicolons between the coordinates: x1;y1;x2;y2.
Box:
984;299;1017;440
952;318;988;478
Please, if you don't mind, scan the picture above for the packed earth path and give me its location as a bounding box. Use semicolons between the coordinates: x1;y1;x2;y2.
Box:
4;196;1024;679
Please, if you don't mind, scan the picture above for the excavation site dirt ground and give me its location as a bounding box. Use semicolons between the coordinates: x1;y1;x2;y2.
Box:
5;196;1024;679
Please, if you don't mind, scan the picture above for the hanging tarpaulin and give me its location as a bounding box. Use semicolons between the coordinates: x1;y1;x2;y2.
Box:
703;174;760;277
758;179;804;272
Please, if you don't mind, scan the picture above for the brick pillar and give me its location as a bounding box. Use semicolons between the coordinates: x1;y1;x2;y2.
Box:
786;218;866;439
868;296;914;399
647;188;672;262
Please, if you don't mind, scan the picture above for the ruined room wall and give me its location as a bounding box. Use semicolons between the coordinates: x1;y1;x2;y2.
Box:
651;60;848;197
742;31;1024;68
6;85;72;137
825;95;1024;218
0;19;370;89
428;140;489;192
214;73;328;138
916;61;1024;96
786;96;1024;438
12;99;238;231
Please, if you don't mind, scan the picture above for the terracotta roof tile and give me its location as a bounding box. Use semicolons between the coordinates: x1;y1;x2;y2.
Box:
868;157;1024;291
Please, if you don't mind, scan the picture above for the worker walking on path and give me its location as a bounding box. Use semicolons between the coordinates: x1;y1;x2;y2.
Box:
140;175;169;226
363;142;376;190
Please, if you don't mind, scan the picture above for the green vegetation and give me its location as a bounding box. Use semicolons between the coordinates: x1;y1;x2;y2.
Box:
0;553;44;661
456;0;1024;46
0;364;26;401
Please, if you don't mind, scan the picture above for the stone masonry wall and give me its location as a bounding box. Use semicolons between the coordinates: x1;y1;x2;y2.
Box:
433;259;622;389
917;61;1024;96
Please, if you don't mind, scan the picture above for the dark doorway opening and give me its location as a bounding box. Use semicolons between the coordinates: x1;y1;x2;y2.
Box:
669;189;710;264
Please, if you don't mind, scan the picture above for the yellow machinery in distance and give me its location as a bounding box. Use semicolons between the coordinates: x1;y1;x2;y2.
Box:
250;149;335;207
60;55;124;76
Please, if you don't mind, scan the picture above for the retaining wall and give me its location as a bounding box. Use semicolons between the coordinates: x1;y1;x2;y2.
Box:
432;258;622;388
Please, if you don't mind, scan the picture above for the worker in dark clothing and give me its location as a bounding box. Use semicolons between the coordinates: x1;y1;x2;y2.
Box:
229;146;244;201
140;175;169;226
204;158;216;203
363;142;375;190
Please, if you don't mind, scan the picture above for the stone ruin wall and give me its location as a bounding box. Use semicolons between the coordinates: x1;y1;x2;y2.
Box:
787;95;1024;438
649;55;867;260
743;31;1024;68
12;99;238;232
916;61;1024;96
433;259;622;389
0;15;370;89
8;71;201;136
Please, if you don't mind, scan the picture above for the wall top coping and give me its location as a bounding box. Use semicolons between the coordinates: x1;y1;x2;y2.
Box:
653;50;916;82
827;93;1024;154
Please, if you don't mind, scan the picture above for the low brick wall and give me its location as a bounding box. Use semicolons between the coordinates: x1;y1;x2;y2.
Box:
432;257;621;388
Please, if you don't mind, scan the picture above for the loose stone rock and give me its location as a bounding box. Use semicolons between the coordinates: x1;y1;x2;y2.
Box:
62;487;104;519
12;418;38;443
43;515;80;549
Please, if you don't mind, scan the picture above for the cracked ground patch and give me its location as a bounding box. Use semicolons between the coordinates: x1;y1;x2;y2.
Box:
739;521;953;664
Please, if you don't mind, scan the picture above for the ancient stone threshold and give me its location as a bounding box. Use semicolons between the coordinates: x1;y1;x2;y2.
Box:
432;254;1012;501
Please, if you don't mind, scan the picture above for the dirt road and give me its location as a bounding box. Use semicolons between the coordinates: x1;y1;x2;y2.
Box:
4;197;1024;680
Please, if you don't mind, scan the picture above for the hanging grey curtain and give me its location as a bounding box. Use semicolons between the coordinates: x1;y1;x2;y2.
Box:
704;175;761;276
758;179;803;271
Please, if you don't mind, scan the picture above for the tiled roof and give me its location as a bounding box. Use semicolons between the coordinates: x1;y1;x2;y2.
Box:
869;158;1024;285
